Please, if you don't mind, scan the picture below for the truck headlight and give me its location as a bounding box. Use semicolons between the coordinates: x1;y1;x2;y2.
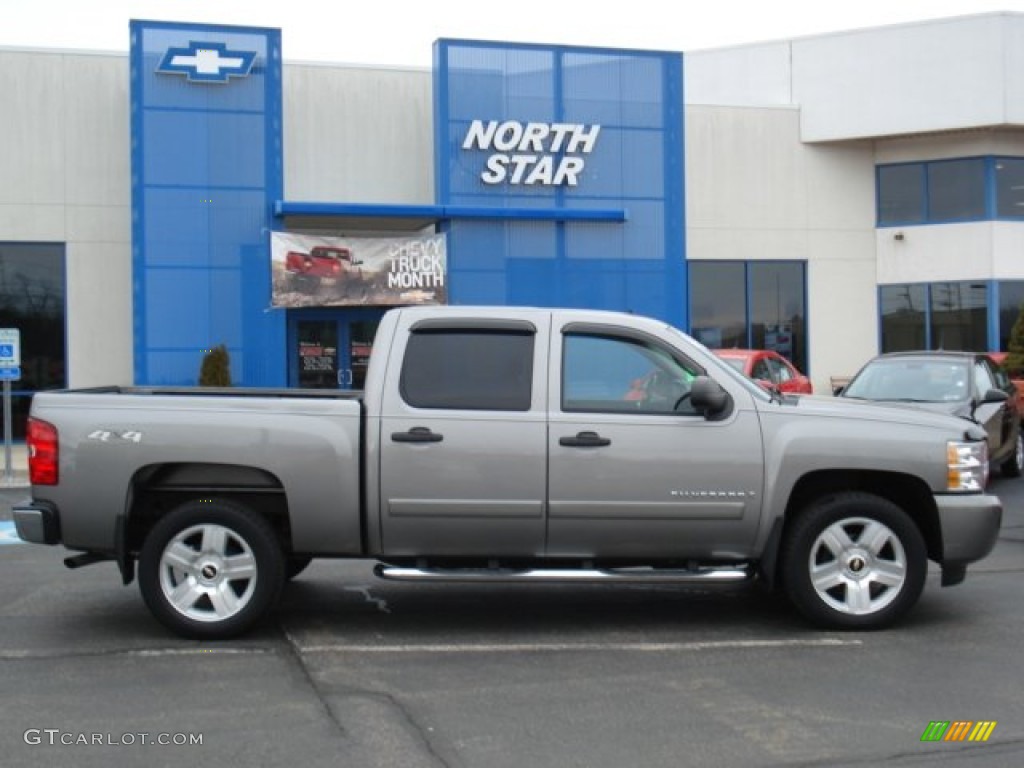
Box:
947;440;988;492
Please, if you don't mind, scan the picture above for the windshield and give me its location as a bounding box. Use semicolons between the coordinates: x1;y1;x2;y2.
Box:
843;358;970;402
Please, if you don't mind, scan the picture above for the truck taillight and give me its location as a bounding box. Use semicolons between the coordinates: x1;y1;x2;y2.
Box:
27;417;58;485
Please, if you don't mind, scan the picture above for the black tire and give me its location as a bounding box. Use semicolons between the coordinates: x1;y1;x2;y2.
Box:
781;492;927;630
138;500;285;640
286;556;313;581
1001;432;1023;478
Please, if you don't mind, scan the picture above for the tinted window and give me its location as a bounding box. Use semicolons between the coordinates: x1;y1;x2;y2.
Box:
995;158;1024;218
928;158;986;221
880;284;927;352
878;164;925;224
688;262;746;349
749;262;807;373
0;242;67;440
563;333;701;415
998;280;1024;354
930;282;987;351
400;330;533;410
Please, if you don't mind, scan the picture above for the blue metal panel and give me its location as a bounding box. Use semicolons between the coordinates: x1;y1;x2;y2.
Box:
131;20;285;386
435;40;685;327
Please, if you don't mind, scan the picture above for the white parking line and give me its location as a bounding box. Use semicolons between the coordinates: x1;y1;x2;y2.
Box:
295;638;863;654
0;521;23;545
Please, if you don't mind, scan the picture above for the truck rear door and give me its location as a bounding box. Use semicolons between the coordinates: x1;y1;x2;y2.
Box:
377;313;550;556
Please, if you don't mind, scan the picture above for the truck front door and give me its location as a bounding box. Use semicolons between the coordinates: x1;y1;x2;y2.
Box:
546;321;764;559
378;315;549;557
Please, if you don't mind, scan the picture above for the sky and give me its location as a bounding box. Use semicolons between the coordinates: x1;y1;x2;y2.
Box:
3;0;1024;67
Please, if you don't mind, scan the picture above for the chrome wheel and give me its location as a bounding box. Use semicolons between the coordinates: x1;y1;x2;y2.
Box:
158;524;258;622
782;492;926;629
808;516;906;615
139;500;284;639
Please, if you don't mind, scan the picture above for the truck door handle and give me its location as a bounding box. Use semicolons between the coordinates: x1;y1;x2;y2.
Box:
559;431;611;448
391;427;444;443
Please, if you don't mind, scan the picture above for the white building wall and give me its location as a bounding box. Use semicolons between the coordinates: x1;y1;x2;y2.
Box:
792;14;1013;142
686;105;878;390
684;43;793;107
283;64;433;206
0;49;132;388
687;12;1024;143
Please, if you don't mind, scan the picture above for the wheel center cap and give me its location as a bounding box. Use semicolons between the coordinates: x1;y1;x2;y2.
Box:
199;562;219;581
848;555;867;573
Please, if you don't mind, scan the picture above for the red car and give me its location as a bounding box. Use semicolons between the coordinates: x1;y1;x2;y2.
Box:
713;349;813;394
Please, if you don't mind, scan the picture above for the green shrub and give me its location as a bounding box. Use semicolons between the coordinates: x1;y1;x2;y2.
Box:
1004;305;1024;377
199;344;232;387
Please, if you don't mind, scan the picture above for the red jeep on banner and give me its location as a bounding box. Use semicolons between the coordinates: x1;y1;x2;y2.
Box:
285;245;365;295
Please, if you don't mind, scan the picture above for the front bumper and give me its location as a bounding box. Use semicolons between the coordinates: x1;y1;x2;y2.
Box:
13;501;61;545
935;493;1002;563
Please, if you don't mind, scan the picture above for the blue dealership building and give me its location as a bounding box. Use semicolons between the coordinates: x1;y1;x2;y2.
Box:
3;12;1024;431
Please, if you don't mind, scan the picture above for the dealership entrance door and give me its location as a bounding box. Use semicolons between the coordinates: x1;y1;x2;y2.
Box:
288;308;385;390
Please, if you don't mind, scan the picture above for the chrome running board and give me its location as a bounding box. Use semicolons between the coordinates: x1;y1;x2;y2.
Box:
374;563;753;584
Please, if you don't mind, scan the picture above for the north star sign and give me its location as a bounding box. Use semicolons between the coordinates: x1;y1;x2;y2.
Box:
461;120;601;186
156;41;256;83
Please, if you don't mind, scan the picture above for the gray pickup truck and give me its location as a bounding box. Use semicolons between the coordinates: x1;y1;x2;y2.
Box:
15;306;1002;638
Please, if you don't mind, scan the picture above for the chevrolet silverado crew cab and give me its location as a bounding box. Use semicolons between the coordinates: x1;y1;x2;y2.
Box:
15;306;1002;639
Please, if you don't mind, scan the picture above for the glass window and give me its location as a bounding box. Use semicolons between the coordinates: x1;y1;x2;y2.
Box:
0;242;67;441
998;281;1024;354
929;282;987;351
749;262;807;374
995;158;1024;219
881;284;927;352
688;262;746;349
878;164;925;224
400;330;533;411
750;358;772;382
769;357;794;384
563;332;700;415
974;360;996;395
927;158;986;221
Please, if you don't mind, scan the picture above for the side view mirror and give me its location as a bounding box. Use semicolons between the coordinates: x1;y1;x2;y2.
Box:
970;388;1009;421
981;388;1009;405
690;376;733;421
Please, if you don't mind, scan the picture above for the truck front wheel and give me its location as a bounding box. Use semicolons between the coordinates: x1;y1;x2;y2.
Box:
138;500;285;639
781;493;927;630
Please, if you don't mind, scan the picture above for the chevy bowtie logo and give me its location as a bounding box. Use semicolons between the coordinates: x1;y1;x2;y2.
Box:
157;41;256;83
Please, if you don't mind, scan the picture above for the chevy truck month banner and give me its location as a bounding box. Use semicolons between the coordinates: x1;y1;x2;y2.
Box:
271;232;447;308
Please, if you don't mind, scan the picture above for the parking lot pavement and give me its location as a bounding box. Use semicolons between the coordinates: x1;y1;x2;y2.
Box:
0;478;1022;767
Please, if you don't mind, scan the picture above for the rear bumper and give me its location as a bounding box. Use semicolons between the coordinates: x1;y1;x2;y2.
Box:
13;501;61;545
935;493;1002;563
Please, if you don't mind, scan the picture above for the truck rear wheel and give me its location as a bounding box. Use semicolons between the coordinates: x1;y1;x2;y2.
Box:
781;492;926;630
138;500;285;639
